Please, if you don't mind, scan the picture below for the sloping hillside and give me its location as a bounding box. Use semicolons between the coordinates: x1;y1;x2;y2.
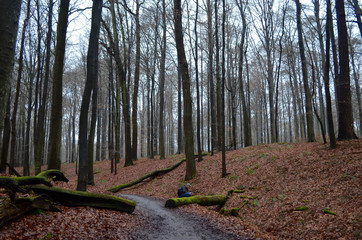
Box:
1;139;361;239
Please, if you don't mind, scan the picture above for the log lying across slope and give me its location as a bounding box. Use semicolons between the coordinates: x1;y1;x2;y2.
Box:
32;185;136;213
165;195;227;208
108;159;186;193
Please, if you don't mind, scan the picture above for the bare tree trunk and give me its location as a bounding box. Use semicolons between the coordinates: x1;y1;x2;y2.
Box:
221;0;226;178
313;0;326;130
0;0;22;133
131;0;142;162
177;65;183;154
87;69;98;186
295;0;315;142
0;95;11;173
72;102;76;164
96;109;101;162
207;0;216;154
9;0;32;173
24;55;36;176
101;94;108;160
34;0;53;175
236;0;251;147
215;0;222;151
274;4;287;143
48;0;70;170
150;23;158;159
174;0;196;180
195;0;202;162
335;0;356;140
107;53;114;161
77;0;102;191
349;31;362;136
323;0;337;148
159;0;166;160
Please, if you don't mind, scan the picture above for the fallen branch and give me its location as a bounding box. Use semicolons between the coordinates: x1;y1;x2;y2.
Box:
32;185;135;213
6;163;21;176
108;159;186;193
165;195;227;208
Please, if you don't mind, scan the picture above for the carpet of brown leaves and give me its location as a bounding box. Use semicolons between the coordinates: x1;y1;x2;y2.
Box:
1;139;361;239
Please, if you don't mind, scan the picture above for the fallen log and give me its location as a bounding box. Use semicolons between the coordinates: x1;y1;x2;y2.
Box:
32;185;135;213
0;176;52;203
0;196;59;228
108;159;186;193
0;169;69;202
165;195;227;208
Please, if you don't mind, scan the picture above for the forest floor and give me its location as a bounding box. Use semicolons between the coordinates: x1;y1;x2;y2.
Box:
0;138;361;239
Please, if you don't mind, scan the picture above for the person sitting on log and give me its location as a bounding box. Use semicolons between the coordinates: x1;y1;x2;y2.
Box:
177;183;192;198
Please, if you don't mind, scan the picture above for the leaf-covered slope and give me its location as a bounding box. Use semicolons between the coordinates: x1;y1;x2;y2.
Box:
1;139;361;239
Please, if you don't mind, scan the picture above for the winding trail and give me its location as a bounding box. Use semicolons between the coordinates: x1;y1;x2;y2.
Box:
121;194;247;240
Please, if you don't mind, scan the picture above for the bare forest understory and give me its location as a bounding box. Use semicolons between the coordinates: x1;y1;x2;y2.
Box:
0;139;361;239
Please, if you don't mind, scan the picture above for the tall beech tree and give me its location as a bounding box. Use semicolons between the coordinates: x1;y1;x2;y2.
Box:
0;96;11;173
236;0;251;147
105;0;133;167
324;0;336;149
0;0;22;133
254;0;277;143
194;0;202;162
34;0;53;175
47;0;70;170
174;0;196;180
77;0;103;191
131;0;143;162
335;0;356;140
206;0;216;153
159;0;166;160
9;0;32;172
221;0;226;177
295;0;315;142
122;0;144;162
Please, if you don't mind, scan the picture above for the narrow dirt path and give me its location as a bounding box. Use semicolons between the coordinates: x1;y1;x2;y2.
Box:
121;194;248;240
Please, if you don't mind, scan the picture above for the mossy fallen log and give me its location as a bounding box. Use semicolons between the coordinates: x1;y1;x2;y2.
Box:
0;196;59;228
165;195;227;208
0;169;68;202
32;185;135;213
108;159;186;193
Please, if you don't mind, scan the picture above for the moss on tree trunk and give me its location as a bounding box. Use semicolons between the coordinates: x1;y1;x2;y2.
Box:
32;185;135;213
